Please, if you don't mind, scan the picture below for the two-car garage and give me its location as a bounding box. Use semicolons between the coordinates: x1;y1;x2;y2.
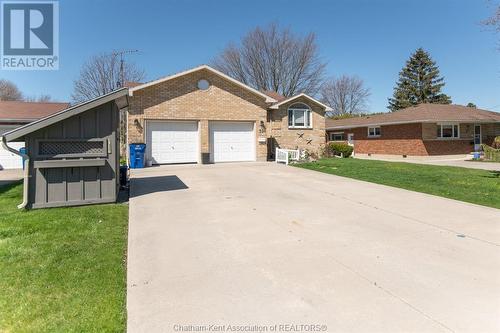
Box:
145;120;256;164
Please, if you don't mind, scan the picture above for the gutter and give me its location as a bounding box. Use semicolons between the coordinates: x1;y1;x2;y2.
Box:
326;119;500;131
1;136;29;209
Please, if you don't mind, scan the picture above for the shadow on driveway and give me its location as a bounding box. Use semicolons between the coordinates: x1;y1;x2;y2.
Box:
130;175;188;198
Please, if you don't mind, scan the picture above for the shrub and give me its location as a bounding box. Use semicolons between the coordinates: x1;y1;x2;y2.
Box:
482;144;500;162
492;136;500;149
326;142;353;158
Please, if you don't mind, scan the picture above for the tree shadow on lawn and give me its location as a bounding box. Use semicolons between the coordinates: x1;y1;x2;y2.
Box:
481;171;500;179
0;180;21;195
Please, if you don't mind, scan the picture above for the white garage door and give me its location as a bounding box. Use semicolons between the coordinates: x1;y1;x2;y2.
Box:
147;121;199;164
0;125;23;170
210;122;255;163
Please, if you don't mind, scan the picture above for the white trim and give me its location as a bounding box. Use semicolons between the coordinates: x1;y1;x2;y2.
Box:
473;124;482;150
3;88;129;142
329;132;344;141
327;119;500;131
209;121;256;163
288;104;313;129
0;119;37;123
437;122;460;139
367;126;381;138
269;93;332;111
145;120;200;164
128;65;276;103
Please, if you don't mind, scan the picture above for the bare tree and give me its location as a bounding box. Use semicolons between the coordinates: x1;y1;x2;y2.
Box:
482;1;500;48
71;52;145;103
212;23;326;97
24;94;52;102
320;75;370;116
483;2;500;32
72;52;145;155
0;79;23;101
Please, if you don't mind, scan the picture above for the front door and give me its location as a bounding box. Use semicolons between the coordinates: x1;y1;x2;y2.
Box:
347;133;354;146
347;133;355;156
474;125;482;151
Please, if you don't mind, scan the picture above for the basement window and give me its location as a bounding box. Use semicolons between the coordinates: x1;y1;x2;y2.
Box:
367;126;381;137
437;124;459;138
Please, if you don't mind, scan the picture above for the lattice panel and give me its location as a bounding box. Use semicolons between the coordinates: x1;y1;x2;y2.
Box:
39;141;104;156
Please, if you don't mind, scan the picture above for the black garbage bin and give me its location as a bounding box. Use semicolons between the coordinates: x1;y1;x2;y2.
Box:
119;165;128;187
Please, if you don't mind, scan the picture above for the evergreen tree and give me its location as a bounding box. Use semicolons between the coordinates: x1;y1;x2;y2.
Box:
466;102;477;108
388;48;451;111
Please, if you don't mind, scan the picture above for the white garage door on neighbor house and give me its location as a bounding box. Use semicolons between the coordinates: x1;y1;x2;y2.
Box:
210;121;255;163
146;121;199;164
0;125;23;170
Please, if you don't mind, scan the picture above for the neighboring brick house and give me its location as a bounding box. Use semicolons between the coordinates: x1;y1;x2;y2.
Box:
0;101;69;169
127;65;330;164
326;104;500;156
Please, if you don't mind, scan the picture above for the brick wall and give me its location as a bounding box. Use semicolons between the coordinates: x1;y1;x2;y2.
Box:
422;140;474;155
333;123;429;155
482;123;500;146
327;122;480;156
268;96;326;158
128;69;269;162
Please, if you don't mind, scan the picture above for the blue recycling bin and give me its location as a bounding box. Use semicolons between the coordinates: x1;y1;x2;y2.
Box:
129;143;146;169
19;147;27;169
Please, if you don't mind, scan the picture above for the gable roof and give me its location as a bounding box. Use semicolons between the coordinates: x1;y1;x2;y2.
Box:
326;104;500;130
3;88;129;142
124;81;143;88
0;101;70;122
268;93;333;112
128;65;277;103
262;90;286;102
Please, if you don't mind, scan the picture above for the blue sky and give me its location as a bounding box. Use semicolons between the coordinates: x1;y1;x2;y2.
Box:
2;0;499;112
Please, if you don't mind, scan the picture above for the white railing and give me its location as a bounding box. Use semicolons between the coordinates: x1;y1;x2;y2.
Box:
276;148;300;165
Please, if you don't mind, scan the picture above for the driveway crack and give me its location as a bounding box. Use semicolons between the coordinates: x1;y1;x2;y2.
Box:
323;190;500;248
326;253;456;333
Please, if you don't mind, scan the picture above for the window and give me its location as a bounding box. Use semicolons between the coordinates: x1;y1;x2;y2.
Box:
368;126;381;137
330;132;344;141
197;79;210;90
288;103;312;128
437;124;459;138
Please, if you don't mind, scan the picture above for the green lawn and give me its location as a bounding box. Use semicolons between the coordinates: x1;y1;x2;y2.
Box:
295;158;500;209
0;183;128;333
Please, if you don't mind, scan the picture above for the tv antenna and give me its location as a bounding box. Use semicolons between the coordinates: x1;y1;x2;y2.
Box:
112;49;139;87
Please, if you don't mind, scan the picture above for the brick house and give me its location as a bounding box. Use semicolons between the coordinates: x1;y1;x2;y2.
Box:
0;101;69;169
127;65;330;164
326;104;500;156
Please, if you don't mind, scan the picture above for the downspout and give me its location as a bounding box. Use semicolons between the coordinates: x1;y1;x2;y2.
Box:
1;136;29;209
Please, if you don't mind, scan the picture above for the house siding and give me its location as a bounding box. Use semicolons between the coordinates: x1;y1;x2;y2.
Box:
326;122;496;156
127;69;269;162
268;96;326;158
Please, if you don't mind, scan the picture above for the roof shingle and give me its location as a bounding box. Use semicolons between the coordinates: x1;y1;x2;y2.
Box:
0;101;70;122
326;104;500;129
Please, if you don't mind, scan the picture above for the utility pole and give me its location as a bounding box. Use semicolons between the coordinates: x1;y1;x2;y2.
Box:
112;49;139;87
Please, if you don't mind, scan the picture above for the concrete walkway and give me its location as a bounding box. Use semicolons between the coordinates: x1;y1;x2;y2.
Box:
128;162;500;333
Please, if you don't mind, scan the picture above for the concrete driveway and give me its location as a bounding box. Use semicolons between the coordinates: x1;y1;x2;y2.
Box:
128;162;500;333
